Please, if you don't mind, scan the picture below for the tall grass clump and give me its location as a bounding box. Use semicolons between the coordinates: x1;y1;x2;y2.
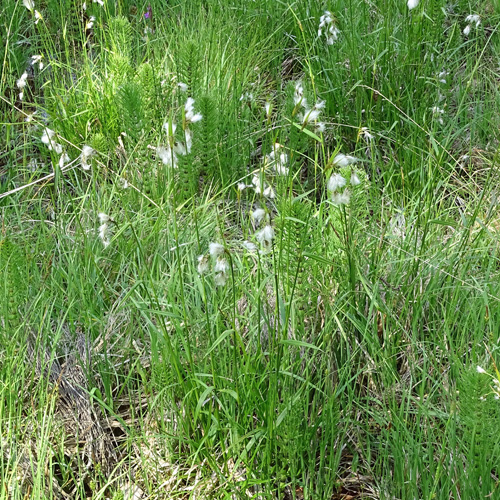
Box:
1;0;500;498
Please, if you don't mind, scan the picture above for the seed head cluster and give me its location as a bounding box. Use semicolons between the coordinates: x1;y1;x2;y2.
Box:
318;11;340;45
463;14;481;36
156;97;202;168
16;72;28;101
196;203;277;287
98;212;112;248
293;82;326;134
198;242;229;286
23;0;42;23
41;128;63;155
327;155;363;205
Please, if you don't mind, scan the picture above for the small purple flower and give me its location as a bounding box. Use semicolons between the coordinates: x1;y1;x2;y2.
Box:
144;5;152;19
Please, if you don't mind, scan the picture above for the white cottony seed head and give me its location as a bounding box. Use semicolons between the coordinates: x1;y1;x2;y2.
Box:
267;149;289;176
41;128;55;144
274;153;289;175
293;81;305;107
251;175;261;193
318;11;333;34
17;72;28;90
431;106;445;124
214;258;229;286
318;11;340;44
242;240;257;252
185;97;195;110
438;71;448;83
327;173;347;193
465;14;481;27
82;145;94;157
214;273;227;286
252;208;266;225
360;127;374;141
98;214;112;248
184;128;193;153
58;152;70;168
263;185;275;199
407;0;419;10
331;190;350;205
330;192;341;204
156;145;178;168
350;172;361;186
31;55;44;70
188;113;202;124
41;128;63;154
99;225;110;248
174;142;187;156
256;225;275;251
476;366;487;374
53;142;63;154
339;189;351;204
23;0;35;11
240;92;254;103
197;254;210;274
209;242;225;259
333;153;359;167
86;16;95;30
214;272;227;286
81;145;94;170
302;107;321;124
214;258;229;274
326;26;340;45
185;98;202;124
98;212;110;224
315;122;325;133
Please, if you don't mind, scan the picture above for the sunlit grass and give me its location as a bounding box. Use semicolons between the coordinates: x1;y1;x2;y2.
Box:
1;0;500;498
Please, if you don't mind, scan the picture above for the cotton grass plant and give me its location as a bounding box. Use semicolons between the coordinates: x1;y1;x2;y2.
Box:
1;0;500;498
